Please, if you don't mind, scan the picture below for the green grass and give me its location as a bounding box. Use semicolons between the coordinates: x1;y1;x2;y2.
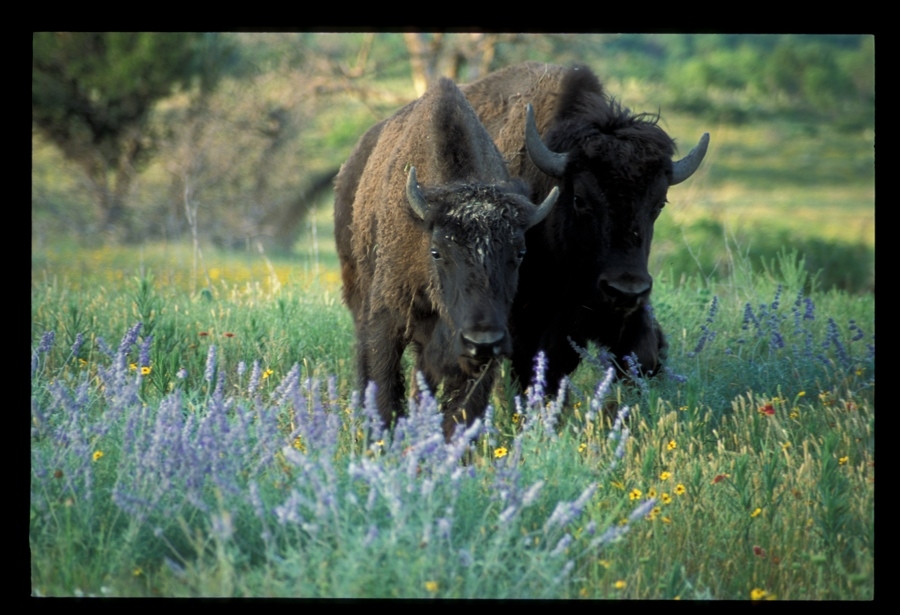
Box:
31;216;874;598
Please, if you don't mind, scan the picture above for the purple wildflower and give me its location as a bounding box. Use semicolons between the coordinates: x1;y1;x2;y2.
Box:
628;497;658;523
587;367;615;422
204;344;217;383
527;351;547;408
849;320;866;342
117;323;143;367
522;480;545;508
590;524;628;549
95;336;114;358
37;331;55;353
770;284;782;312
623;353;650;397
803;297;815;320
139;335;152;369
248;360;261;395
551;533;573;557
70;332;84;358
543;482;596;533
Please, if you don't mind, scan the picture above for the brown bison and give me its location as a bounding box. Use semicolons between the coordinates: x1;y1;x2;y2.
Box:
460;62;709;392
334;77;558;439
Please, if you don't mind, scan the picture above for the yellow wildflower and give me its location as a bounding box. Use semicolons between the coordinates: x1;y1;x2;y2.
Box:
598;559;611;569
578;443;587;453
659;471;671;481
129;363;137;371
511;413;520;424
782;442;792;450
425;581;438;593
661;493;672;505
614;580;626;589
667;440;677;451
674;484;686;496
141;366;151;376
750;588;768;601
263;368;274;380
92;450;104;462
750;507;762;518
494;447;508;459
839;456;849;465
647;487;657;498
629;488;642;501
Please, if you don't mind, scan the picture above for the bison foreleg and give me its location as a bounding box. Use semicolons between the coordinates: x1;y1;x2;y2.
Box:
359;309;408;428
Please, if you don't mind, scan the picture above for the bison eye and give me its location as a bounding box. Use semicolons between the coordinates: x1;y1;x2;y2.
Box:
517;248;527;260
430;248;441;260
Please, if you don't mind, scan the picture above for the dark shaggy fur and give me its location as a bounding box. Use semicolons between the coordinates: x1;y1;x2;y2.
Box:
462;62;708;392
334;77;554;439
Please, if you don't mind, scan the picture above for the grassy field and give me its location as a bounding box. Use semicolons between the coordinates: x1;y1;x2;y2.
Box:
30;209;874;598
31;59;874;598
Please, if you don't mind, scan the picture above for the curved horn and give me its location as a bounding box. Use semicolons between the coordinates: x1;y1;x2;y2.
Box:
671;132;710;185
525;103;567;179
406;166;428;220
528;186;559;229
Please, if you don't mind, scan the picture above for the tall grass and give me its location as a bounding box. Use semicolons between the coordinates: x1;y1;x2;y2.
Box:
31;231;873;598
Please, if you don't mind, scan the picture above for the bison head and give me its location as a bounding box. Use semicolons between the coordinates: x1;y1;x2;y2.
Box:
407;166;558;370
524;103;708;315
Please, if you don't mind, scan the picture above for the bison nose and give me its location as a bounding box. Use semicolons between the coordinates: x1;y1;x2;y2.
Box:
460;329;507;359
599;275;652;306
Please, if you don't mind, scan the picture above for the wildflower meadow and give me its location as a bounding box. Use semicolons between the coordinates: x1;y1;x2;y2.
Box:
30;235;874;599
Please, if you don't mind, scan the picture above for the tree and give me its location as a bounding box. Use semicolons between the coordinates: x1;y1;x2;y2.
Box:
402;33;510;97
32;32;231;238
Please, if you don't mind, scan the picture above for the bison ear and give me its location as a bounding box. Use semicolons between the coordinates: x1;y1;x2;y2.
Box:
525;103;568;179
528;186;559;229
406;166;429;220
671;133;710;186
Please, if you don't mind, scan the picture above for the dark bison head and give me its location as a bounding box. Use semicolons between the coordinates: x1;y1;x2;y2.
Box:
524;103;709;316
407;166;558;371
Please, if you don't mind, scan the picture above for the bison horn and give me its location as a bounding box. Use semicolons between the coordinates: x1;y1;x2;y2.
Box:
406;166;429;220
670;132;710;186
525;103;567;179
528;186;559;228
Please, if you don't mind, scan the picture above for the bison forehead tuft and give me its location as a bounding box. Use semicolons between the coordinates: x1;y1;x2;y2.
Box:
427;185;532;234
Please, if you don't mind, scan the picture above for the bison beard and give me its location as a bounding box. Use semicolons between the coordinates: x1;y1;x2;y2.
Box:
334;77;557;440
460;62;709;393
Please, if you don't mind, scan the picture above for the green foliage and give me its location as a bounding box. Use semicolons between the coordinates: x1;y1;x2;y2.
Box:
32;33;236;233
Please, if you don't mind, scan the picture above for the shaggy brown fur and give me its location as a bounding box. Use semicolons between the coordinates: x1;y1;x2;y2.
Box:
334;77;556;439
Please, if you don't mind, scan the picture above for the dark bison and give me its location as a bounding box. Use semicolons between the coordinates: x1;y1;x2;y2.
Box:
460;62;709;392
334;77;558;439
